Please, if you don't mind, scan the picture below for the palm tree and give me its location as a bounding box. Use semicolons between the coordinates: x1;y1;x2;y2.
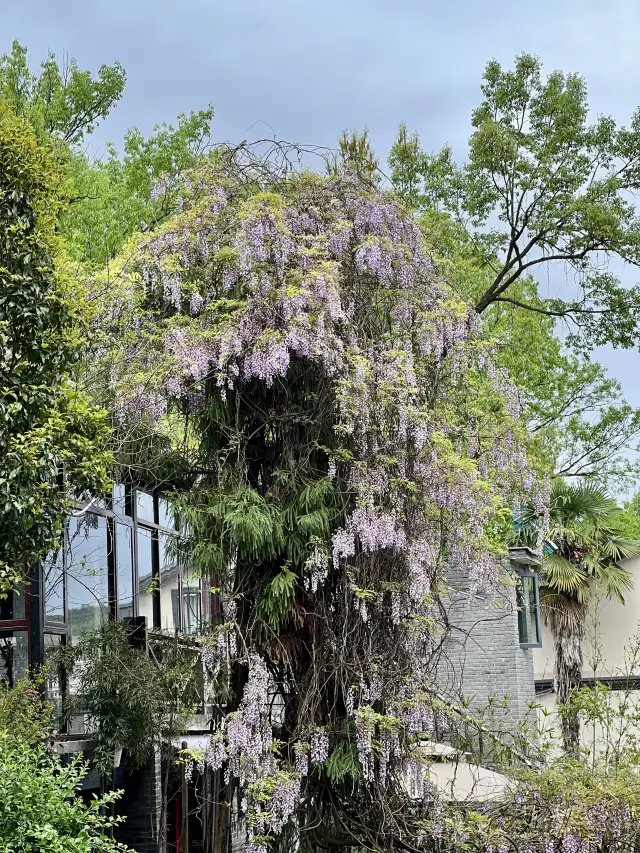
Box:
516;481;640;755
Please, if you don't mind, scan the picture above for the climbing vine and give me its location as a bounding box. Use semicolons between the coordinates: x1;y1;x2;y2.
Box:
92;153;545;851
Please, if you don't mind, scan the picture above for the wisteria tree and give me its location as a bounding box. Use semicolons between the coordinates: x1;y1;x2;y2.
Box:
90;149;546;851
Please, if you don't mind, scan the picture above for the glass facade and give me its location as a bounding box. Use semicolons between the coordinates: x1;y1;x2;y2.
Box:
0;484;203;728
0;631;28;686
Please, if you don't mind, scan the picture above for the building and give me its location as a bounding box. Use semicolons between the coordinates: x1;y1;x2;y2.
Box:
437;547;541;758
533;554;640;752
0;483;213;853
0;481;542;852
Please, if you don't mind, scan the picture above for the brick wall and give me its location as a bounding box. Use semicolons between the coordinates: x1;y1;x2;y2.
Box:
114;749;163;853
437;559;535;735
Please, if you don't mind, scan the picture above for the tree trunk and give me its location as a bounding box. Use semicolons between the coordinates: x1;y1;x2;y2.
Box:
546;598;585;756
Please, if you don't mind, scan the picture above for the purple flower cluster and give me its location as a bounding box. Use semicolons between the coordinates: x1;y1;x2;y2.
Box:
104;170;552;845
310;731;329;765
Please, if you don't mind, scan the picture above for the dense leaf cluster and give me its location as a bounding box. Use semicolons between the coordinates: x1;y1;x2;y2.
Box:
0;103;110;586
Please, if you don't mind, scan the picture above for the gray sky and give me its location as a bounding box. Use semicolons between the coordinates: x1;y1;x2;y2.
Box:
4;0;640;408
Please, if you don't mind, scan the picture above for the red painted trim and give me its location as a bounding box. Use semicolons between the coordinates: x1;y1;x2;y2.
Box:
0;620;28;631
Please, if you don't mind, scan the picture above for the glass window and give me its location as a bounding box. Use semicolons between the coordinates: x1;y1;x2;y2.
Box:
0;631;28;687
137;527;155;628
136;491;155;523
182;586;201;636
116;523;134;620
44;634;64;728
0;582;26;622
516;573;541;647
158;497;176;530
113;483;127;516
44;549;65;624
159;533;178;633
66;515;109;643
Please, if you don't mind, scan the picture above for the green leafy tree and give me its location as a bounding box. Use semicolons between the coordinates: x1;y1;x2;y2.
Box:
0;41;214;270
0;680;130;853
61;106;214;268
0;39;125;146
517;481;640;755
0;102;110;589
389;54;640;350
415;204;640;483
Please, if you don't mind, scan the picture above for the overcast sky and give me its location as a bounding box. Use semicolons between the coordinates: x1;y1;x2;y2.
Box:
4;0;640;411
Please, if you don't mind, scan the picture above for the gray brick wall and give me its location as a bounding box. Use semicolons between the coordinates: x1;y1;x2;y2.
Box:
114;749;163;853
437;558;535;733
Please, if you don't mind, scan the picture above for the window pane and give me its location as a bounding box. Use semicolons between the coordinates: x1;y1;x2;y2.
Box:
44;549;65;624
158;497;176;530
182;587;201;636
113;483;127;516
116;523;134;620
181;553;200;635
66;515;109;642
159;533;178;633
137;527;155;628
44;634;64;728
0;582;26;621
136;491;155;522
0;631;28;687
517;575;540;645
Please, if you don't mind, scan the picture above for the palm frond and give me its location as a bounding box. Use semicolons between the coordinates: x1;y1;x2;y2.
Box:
549;480;617;524
592;562;633;603
542;553;588;596
599;535;640;564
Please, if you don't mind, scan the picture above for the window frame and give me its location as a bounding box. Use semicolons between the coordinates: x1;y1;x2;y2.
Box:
516;570;542;649
43;484;196;635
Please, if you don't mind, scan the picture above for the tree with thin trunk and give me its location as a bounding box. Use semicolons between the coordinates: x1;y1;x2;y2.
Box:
517;480;640;755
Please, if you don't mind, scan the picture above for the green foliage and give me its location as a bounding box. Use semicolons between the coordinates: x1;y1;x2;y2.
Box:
0;680;129;853
0;40;125;146
390;52;640;352
0;102;110;585
391;53;640;351
617;492;640;541
60;106;214;268
332;128;380;184
58;620;199;774
408;160;640;484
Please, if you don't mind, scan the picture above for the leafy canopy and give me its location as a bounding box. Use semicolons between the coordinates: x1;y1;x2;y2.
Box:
61;106;214;268
415;202;640;484
0;39;125;146
0;102;110;588
389;53;640;351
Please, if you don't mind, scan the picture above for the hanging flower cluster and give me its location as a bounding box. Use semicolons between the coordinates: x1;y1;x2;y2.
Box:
99;162;546;849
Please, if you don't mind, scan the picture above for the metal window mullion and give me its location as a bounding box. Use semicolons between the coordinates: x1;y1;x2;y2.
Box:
107;517;116;619
151;529;161;629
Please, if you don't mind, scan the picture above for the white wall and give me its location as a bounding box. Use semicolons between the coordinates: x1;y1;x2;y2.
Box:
535;688;640;759
533;556;640;681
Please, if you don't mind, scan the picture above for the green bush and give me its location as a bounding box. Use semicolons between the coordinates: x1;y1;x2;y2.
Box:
0;681;130;853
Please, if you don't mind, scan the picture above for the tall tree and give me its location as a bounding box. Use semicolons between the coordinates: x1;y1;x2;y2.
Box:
389;54;640;351
413;205;640;483
0;102;109;589
92;151;541;851
516;481;640;755
0;39;125;146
